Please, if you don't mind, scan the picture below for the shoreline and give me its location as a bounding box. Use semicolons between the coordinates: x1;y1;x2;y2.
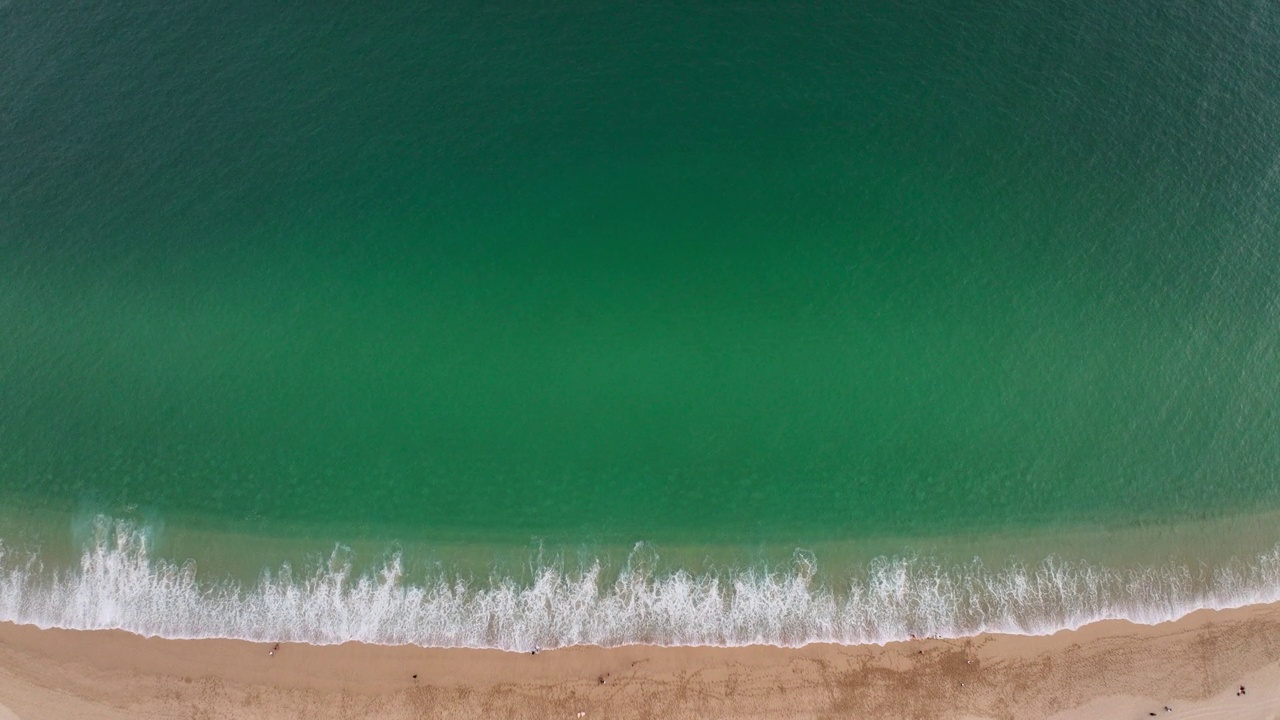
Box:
4;603;1280;719
7;514;1280;650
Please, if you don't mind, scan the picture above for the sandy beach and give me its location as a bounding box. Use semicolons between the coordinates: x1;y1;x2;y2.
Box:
0;604;1278;720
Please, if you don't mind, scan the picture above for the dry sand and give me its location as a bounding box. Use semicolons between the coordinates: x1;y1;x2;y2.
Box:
2;604;1280;719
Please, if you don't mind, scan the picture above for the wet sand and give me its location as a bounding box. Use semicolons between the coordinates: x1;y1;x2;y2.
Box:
2;603;1280;719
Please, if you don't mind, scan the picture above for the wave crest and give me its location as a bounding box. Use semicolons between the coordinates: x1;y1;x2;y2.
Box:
2;518;1279;649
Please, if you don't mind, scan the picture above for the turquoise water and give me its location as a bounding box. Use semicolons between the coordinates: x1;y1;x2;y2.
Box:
2;1;1280;647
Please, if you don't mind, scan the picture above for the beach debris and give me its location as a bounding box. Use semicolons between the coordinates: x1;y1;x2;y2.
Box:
576;713;585;718
412;674;418;680
269;642;280;657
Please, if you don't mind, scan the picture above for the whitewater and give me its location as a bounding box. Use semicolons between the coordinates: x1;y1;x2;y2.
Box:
2;517;1279;651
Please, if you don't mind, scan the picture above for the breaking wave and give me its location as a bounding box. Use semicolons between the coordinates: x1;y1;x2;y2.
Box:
2;517;1279;650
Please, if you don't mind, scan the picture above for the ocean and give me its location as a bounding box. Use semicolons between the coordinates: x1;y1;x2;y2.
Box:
2;0;1280;649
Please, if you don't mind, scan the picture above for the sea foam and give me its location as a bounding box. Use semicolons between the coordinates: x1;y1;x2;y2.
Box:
1;517;1279;650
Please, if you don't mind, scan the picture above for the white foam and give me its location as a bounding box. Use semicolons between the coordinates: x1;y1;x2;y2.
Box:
2;517;1279;649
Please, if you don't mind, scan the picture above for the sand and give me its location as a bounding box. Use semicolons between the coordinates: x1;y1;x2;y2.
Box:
1;605;1279;719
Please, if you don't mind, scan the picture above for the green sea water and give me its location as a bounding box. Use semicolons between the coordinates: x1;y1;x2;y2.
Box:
2;0;1280;647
